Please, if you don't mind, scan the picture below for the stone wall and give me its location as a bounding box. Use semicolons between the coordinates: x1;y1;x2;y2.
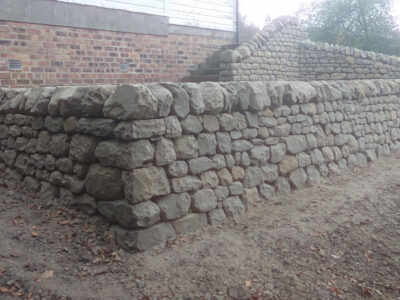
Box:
194;16;400;83
218;17;306;82
1;79;400;251
299;40;400;81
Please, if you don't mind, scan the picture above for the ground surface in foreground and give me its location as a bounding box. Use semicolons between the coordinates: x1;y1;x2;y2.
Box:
0;154;400;300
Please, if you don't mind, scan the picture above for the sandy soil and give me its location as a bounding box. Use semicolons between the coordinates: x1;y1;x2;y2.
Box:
0;153;400;300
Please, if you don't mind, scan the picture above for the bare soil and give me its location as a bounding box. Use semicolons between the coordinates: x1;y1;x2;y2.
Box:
1;153;400;300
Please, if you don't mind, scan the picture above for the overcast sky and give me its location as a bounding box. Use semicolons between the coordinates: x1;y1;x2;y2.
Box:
240;0;400;28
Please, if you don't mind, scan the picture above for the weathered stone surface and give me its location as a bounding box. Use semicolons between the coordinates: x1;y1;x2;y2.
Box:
70;134;98;163
2;149;17;166
270;143;286;163
161;83;190;119
103;85;158;120
36;131;51;153
171;176;202;193
172;213;207;235
108;222;176;251
216;132;232;154
279;156;299;175
310;148;324;165
231;166;245;181
95;139;154;170
218;114;236;131
261;164;279;183
62;174;85;194
192;189;217;213
85;164;124;200
174;135;198;159
229;181;243;196
217;168;233;186
201;170;219;188
207;208;227;225
188;157;214;175
147;84;173;117
156;193;191;220
275;177;291;196
165;116;182;138
203;115;220;132
44;116;64;133
23;176;40;192
223;196;245;218
55;158;73;173
114;119;165;140
71;194;97;215
243;166;264;188
246;82;270;112
98;200;160;229
49;134;70;157
181;83;205;115
155;138;176;166
123;167;170;203
289;168;307;189
199;82;225;114
232;140;253;152
306;165;321;186
259;183;275;200
284;135;307;154
250;145;270;166
167;161;188;177
181;115;203;134
198;133;217;156
77;118;117;137
39;181;58;201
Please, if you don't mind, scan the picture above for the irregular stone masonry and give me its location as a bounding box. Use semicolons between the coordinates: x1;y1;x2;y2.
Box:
213;16;400;82
1;79;400;250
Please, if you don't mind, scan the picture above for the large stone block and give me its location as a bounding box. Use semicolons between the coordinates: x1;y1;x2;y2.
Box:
85;164;124;200
198;133;217;156
76;118;117;137
103;84;158;120
188;157;214;175
223;196;245;218
108;222;176;251
98;200;160;229
172;213;207;235
199;82;225;114
192;189;217;213
49;134;70;157
284;135;307;154
279;155;299;175
123;167;170;203
161;83;190;119
171;176;202;193
156;193;191;220
70;134;99;163
114;119;165;140
174;135;198;159
243;166;264;188
95;139;154;170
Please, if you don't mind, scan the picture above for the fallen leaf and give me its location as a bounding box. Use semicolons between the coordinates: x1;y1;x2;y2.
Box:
245;280;252;287
32;232;39;237
41;270;54;279
0;269;4;276
365;251;372;261
57;220;70;225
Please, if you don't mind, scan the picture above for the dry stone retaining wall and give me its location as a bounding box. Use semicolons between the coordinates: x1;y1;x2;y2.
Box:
1;79;400;250
214;16;400;82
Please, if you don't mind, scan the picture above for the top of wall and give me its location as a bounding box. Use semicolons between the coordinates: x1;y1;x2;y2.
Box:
2;79;400;122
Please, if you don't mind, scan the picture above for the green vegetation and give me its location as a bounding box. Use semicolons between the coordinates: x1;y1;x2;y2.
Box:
300;0;400;56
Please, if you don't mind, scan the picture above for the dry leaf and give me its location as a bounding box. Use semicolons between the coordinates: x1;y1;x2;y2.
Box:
0;269;4;276
245;280;252;287
32;232;39;237
41;270;54;279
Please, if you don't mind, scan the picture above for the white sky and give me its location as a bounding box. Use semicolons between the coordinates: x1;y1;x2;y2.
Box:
240;0;400;28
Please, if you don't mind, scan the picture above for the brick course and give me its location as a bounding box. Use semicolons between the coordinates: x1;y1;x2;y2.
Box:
0;21;233;87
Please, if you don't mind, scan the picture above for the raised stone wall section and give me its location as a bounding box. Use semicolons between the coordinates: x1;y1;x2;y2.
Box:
213;16;400;82
1;79;400;250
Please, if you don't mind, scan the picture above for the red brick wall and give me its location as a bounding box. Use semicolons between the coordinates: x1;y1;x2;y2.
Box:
0;21;233;87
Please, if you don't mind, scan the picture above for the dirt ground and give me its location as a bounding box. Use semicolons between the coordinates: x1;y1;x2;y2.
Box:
0;153;400;300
